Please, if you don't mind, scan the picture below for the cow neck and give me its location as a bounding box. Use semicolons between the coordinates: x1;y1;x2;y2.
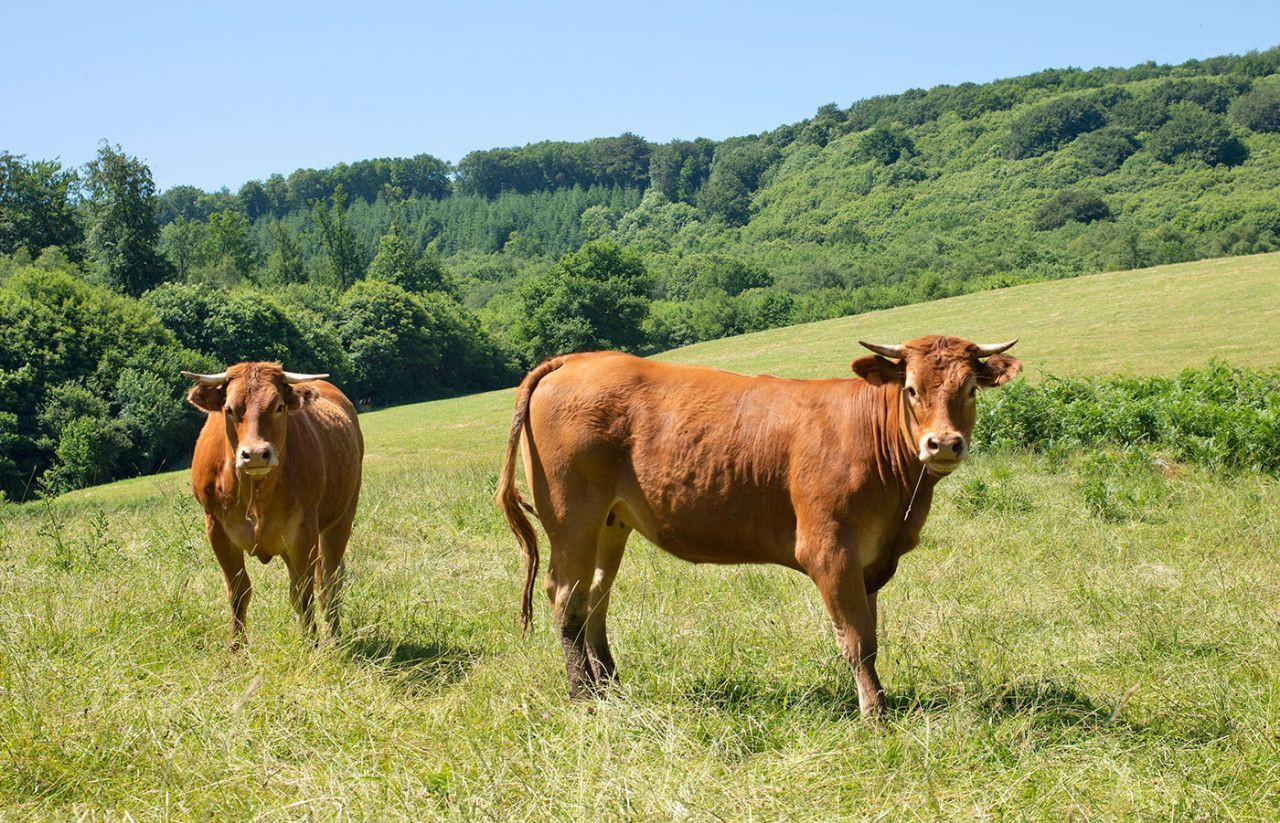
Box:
884;382;938;509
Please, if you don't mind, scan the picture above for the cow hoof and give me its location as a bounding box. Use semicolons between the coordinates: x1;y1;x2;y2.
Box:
859;700;888;722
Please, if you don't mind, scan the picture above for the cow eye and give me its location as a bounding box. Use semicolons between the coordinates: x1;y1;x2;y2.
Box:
275;403;285;414
905;386;917;399
223;406;235;418
969;385;977;398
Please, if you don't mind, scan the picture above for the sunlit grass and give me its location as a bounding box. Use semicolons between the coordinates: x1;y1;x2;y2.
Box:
4;253;1280;817
3;454;1278;818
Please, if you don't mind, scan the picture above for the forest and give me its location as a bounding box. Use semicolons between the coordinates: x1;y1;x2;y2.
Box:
2;46;1279;499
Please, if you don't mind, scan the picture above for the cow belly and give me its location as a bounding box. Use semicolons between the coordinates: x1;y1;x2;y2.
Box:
619;496;798;567
609;476;798;565
221;511;305;557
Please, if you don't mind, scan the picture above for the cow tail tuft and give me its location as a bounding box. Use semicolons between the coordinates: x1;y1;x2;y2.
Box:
497;356;566;633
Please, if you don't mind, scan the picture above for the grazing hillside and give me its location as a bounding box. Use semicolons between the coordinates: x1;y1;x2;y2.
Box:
4;254;1279;819
5;47;1280;497
56;250;1280;508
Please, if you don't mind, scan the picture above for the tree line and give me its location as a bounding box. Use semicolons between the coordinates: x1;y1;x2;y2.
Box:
3;46;1280;499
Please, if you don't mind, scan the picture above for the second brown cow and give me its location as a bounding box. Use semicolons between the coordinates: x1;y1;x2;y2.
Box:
498;335;1021;718
185;362;363;648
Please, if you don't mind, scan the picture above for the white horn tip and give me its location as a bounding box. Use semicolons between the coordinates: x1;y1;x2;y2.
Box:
975;339;1019;356
181;370;228;385
282;371;330;384
859;340;906;359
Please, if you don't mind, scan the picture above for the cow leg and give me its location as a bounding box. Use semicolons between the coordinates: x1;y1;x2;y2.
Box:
209;519;251;650
585;520;629;684
804;541;887;720
316;515;353;640
284;539;318;638
544;529;604;699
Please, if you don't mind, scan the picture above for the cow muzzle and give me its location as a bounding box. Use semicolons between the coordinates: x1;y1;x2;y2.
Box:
236;443;279;477
919;431;967;474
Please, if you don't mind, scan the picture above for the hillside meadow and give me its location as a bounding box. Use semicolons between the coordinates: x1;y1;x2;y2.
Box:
2;254;1279;818
10;48;1280;497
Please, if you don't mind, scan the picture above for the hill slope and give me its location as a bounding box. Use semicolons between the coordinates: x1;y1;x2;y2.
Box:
656;250;1280;378
59;250;1280;508
128;47;1280;357
12;49;1280;498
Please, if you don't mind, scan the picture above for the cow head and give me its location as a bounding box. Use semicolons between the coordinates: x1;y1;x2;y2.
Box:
852;335;1021;475
182;363;328;478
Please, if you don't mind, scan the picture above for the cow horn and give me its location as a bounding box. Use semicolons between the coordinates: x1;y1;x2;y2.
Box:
282;371;329;384
858;341;905;359
181;370;227;385
974;339;1018;357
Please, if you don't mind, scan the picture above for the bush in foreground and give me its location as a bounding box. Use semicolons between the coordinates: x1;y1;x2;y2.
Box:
976;363;1280;476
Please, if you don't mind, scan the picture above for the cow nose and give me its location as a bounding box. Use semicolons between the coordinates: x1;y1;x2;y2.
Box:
237;445;274;465
923;433;966;460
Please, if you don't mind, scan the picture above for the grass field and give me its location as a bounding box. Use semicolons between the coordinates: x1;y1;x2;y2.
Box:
2;253;1279;818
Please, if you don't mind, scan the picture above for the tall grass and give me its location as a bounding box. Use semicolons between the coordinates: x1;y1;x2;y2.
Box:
3;451;1278;818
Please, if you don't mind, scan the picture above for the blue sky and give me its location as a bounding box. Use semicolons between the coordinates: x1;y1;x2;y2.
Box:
4;0;1278;191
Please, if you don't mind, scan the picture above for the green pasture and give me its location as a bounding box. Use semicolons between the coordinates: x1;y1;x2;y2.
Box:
2;253;1279;818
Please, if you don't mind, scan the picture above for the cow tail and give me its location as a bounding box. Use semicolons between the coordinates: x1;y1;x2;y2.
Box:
497;356;567;633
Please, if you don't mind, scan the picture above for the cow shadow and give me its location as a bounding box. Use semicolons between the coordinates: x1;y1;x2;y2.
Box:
678;672;1183;737
344;632;480;693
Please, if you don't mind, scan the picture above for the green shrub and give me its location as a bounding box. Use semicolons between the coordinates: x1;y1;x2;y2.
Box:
664;253;771;300
367;230;449;293
856;125;915;165
1069;128;1139;175
511;241;652;364
1032;190;1112;231
114;369;190;474
335;279;511;404
975;364;1280;476
147;284;309;367
0;266;206;500
1146;104;1248;166
40;415;131;494
1230;80;1280;133
1004;97;1106;159
1143;77;1246;114
1108;94;1170;132
0;412;21;497
337;279;446;404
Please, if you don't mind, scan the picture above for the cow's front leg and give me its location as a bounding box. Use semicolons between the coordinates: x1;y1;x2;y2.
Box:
284;537;318;637
208;518;251;650
801;534;886;720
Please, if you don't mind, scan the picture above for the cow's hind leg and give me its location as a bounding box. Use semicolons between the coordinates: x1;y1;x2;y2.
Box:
317;513;353;640
547;534;600;699
585;514;630;685
541;499;616;699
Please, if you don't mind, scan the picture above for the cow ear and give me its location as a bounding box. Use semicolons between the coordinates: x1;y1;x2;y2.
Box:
852;355;905;386
187;384;226;413
285;383;319;410
978;353;1023;387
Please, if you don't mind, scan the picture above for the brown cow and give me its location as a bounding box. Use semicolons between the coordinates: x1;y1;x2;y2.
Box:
184;362;363;648
497;335;1021;718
